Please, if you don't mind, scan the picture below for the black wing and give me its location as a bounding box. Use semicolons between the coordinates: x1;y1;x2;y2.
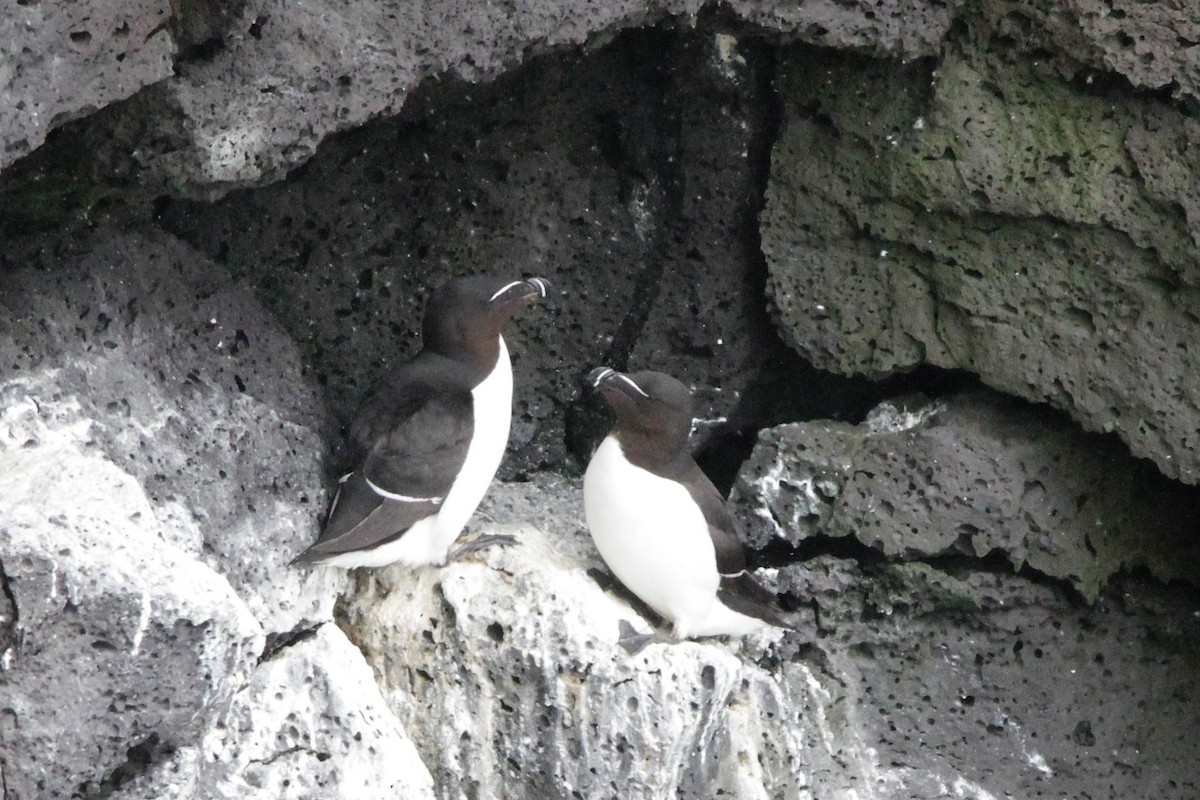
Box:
678;458;792;628
294;362;474;563
675;459;747;576
359;390;475;501
292;471;443;563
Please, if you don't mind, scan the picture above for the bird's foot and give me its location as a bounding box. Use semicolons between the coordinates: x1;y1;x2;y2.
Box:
616;619;674;655
447;533;518;563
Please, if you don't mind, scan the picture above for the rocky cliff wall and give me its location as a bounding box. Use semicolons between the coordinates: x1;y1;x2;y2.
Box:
2;3;1199;799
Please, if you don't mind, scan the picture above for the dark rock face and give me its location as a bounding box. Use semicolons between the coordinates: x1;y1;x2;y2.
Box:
2;2;1200;799
159;27;803;476
772;557;1200;800
0;0;176;170
47;0;960;199
732;393;1200;601
761;36;1200;483
8;0;1195;195
971;1;1200;101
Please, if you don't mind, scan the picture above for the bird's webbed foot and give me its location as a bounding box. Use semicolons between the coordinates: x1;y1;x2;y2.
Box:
616;619;674;655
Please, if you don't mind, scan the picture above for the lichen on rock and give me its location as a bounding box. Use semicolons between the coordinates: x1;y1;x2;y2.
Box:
762;37;1200;483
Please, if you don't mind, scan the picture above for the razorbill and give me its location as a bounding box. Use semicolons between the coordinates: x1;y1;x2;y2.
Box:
293;275;550;568
583;368;789;639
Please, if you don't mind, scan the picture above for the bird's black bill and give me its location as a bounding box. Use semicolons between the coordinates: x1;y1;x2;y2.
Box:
525;277;552;298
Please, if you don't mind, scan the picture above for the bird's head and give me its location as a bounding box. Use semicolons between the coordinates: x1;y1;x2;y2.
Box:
588;367;693;455
424;275;552;359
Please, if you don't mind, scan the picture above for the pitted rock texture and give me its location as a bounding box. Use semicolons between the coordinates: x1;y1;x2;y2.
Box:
0;227;429;798
0;229;341;633
159;27;808;475
0;0;175;170
83;0;703;197
725;0;952;58
110;623;436;800
0;418;264;800
340;476;912;800
969;1;1200;101
67;0;962;198
762;39;1200;483
732;393;1200;601
5;0;1195;195
767;556;1200;800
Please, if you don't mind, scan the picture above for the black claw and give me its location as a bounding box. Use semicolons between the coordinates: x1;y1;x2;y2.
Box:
447;533;519;563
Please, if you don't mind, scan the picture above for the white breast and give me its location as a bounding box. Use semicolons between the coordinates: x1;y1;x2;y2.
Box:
331;336;513;569
425;334;514;560
583;435;720;637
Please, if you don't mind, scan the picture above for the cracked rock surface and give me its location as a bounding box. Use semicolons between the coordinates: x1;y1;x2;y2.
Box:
5;0;1197;194
732;392;1200;602
1;0;175;170
766;556;1200;800
761;36;1200;483
2;3;1200;798
342;477;870;800
158;27;806;475
0;423;263;800
63;0;958;199
110;623;435;800
0;229;338;633
0;229;413;799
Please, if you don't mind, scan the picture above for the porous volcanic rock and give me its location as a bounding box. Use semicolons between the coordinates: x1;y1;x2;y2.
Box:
761;38;1200;483
0;228;341;633
732;393;1200;601
967;1;1200;101
158;27;806;475
63;0;960;199
0;0;175;170
108;623;436;800
0;228;429;797
766;556;1200;800
0;408;264;800
341;476;867;800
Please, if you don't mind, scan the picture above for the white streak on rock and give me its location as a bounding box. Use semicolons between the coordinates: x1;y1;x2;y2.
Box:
864;398;941;434
129;591;152;657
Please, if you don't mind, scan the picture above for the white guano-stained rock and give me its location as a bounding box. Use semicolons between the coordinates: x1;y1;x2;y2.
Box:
112;623;435;800
0;414;265;800
340;477;875;800
0;230;345;636
205;622;434;799
0;228;426;799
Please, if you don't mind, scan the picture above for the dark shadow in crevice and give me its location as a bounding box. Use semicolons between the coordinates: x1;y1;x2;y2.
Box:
259;622;322;664
753;531;1094;603
77;733;173;800
0;556;18;664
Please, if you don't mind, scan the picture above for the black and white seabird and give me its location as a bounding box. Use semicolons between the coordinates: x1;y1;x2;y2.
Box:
293;276;550;569
583;368;789;639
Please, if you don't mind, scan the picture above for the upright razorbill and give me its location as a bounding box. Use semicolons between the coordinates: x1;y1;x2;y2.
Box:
584;367;789;638
293;275;550;568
